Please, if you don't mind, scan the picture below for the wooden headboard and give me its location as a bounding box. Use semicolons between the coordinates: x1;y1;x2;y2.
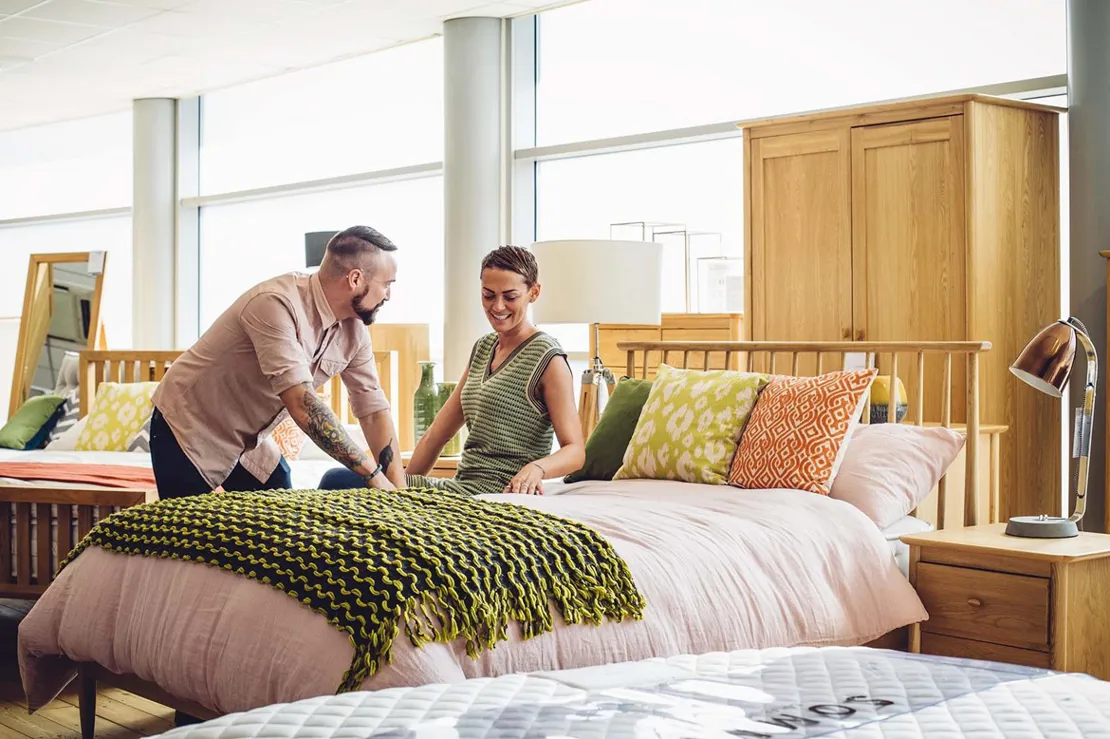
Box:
80;351;179;417
617;339;999;531
79;350;397;424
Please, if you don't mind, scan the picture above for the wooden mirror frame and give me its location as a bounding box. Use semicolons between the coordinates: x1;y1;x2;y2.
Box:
8;252;108;420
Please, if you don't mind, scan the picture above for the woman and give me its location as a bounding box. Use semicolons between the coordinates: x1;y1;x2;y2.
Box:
318;245;584;496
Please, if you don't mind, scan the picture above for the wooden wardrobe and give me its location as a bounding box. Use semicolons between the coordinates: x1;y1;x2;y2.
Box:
742;94;1062;521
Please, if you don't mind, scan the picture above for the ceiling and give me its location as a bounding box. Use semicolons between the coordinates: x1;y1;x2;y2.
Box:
0;0;569;131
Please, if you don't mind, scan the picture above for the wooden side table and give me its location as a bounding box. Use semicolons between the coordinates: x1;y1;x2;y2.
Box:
901;523;1110;679
400;453;458;480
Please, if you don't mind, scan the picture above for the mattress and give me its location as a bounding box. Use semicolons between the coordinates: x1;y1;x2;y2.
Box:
151;646;1110;738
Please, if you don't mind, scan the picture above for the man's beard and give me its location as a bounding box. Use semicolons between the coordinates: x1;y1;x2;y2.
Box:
352;286;386;325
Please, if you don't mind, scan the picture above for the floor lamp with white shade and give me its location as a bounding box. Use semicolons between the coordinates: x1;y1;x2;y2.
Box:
530;239;664;440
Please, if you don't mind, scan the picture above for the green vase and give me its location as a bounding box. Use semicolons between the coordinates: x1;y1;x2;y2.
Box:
413;361;438;445
437;381;462;456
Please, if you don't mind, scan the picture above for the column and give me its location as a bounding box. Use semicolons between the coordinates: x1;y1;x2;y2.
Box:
132;98;177;349
443;17;503;380
1067;0;1110;531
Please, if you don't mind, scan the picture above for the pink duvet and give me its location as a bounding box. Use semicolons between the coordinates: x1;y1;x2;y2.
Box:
18;479;927;714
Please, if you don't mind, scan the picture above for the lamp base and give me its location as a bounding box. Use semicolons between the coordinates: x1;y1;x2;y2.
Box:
1005;515;1079;539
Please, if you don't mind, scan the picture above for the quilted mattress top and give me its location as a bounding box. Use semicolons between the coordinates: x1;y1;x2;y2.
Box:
153;646;1110;738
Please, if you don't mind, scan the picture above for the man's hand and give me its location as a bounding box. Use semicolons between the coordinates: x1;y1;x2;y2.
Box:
281;384;391;489
358;410;405;488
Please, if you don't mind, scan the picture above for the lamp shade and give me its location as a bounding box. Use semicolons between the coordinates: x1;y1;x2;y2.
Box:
1009;319;1077;398
529;239;663;325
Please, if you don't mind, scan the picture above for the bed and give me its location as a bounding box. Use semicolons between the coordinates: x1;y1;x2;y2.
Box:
17;339;993;738
149;645;1110;739
0;350;394;598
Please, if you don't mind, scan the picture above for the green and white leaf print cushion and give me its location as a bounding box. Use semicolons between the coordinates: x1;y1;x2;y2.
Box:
613;364;769;485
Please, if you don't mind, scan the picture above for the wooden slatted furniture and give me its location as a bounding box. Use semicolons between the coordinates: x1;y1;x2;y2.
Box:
901;524;1110;680
0;350;176;599
618;340;994;531
742;94;1062;525
368;324;430;452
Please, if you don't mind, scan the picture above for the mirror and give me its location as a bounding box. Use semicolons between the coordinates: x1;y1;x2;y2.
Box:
8;252;107;419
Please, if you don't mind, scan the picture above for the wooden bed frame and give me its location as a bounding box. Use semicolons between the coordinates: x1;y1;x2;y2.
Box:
619;339;999;530
0;351;176;598
57;339;993;738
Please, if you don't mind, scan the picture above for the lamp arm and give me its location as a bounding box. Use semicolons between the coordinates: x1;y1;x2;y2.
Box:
1070;325;1098;523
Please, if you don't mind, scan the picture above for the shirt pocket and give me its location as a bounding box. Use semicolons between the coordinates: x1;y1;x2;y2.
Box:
313;349;348;387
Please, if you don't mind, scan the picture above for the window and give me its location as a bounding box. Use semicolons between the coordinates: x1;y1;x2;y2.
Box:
200;39;444;194
198;177;445;366
535;138;743;352
0;112;132;219
0;215;134;348
536;0;1066;144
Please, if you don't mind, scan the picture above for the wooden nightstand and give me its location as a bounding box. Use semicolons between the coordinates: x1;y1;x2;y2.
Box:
901;523;1110;679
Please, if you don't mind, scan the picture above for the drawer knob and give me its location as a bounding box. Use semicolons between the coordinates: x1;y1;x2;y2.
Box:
967;598;982;608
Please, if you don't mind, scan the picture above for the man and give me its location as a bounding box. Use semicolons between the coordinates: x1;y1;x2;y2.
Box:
149;225;406;498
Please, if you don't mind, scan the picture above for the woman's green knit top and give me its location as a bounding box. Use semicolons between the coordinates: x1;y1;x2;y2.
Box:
407;331;566;496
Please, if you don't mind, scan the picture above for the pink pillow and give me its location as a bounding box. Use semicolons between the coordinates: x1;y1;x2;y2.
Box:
829;424;965;528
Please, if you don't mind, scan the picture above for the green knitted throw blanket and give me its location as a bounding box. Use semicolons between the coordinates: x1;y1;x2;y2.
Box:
58;487;645;692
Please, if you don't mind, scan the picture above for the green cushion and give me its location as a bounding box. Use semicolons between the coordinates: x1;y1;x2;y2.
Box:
565;378;653;483
0;394;65;451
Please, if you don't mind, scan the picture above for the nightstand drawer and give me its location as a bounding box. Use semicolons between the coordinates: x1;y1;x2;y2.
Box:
916;562;1050;651
919;633;1052;670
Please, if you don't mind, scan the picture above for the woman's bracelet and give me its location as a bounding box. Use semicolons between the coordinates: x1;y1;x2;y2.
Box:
530;461;546;477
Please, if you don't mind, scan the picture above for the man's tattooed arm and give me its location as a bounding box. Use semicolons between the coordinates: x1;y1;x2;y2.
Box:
281;383;388;486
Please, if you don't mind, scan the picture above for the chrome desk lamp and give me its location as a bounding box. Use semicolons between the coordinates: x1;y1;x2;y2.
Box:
1007;317;1097;538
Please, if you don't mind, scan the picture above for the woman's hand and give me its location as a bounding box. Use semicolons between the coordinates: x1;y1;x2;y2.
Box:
504;462;545;495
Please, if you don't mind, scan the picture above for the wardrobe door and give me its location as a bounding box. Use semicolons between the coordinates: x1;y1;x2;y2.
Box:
748;129;852;374
851;115;967;422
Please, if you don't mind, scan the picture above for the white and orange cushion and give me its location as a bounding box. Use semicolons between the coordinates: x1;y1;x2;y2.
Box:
727;368;876;495
271;416;307;461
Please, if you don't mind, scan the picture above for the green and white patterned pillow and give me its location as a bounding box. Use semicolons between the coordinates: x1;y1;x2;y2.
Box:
613;364;769;485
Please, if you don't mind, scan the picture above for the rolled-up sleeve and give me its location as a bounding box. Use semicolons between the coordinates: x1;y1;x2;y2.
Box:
343;336;391;419
239;293;313;396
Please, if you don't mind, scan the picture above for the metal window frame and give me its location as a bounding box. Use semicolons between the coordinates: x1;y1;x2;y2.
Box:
0;206;131;229
514;74;1068;165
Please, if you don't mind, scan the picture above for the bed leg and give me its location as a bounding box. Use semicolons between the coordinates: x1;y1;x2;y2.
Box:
79;667;96;739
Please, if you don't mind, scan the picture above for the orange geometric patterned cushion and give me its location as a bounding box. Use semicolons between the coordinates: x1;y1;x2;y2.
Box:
271;416;306;461
727;369;877;495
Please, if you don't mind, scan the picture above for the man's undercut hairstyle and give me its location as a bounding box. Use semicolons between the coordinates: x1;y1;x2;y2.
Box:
323;225;397;276
480;245;539;287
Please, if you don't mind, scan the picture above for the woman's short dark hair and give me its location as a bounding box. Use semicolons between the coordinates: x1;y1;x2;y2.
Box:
480;245;539;287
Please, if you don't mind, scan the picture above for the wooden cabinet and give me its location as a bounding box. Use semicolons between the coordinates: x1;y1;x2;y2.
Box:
743;94;1062;521
903;524;1110;680
591;313;743;379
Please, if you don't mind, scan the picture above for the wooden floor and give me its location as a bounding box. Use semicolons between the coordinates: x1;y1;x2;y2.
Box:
1;599;175;739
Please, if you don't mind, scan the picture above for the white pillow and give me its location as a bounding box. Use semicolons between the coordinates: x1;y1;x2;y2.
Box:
830;423;966;528
46;415;88;451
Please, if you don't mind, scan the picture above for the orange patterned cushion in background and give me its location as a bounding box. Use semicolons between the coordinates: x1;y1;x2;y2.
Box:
271;416;306;461
727;368;877;495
